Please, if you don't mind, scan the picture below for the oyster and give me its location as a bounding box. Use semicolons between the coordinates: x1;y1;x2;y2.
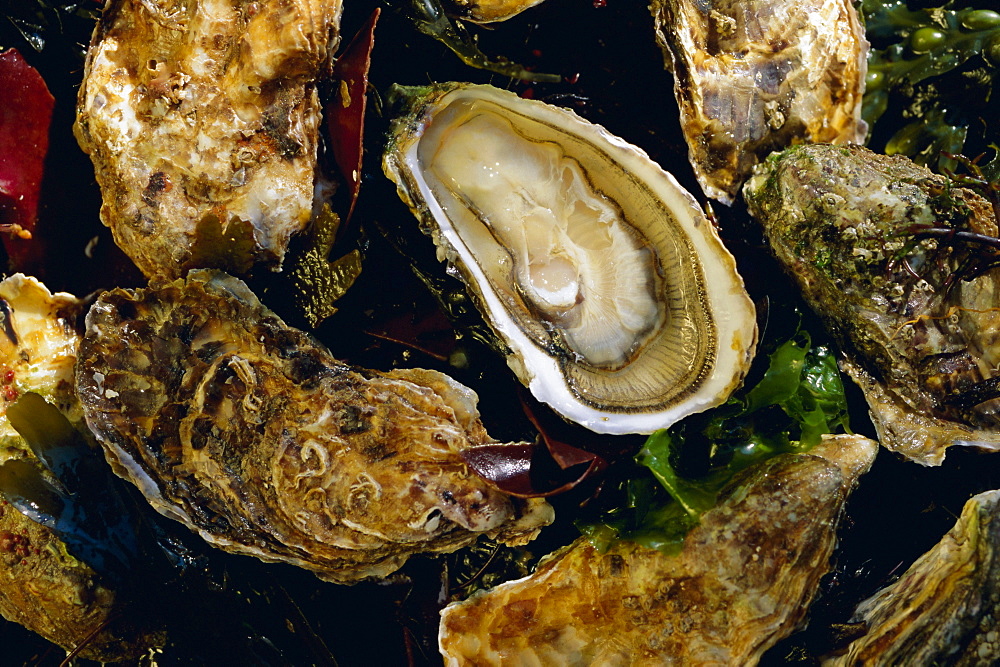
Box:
383;83;757;435
74;0;342;280
0;275;82;420
828;489;1000;665
75;270;553;584
439;433;878;665
0;276;156;661
650;0;868;204
445;0;547;23
744;144;1000;465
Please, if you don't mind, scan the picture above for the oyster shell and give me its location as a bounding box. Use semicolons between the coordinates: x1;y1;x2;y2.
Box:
0;275;82;422
75;270;553;584
74;0;342;280
828;489;1000;665
744;144;1000;465
383;83;757;435
650;0;868;204
439;434;878;665
445;0;547;23
0;276;156;661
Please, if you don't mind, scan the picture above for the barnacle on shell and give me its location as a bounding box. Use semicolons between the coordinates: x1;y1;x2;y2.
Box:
745;144;1000;465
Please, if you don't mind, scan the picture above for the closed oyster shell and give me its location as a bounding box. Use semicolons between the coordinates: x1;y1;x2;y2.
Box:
75;270;552;583
651;0;868;204
828;489;1000;665
439;434;878;666
384;83;757;435
445;0;547;23
0;275;82;423
0;493;154;662
74;0;342;280
0;276;155;661
744;144;1000;465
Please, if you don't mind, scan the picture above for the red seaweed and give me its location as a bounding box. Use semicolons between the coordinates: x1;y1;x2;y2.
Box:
461;392;624;498
327;8;380;227
0;48;53;272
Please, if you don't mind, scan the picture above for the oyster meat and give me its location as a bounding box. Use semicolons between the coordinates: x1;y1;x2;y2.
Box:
439;434;878;665
0;276;156;661
829;489;1000;665
651;0;868;204
74;0;342;280
745;144;1000;465
383;83;757;435
75;270;553;584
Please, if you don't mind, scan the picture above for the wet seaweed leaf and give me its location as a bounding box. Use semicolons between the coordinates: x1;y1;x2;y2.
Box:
862;1;1000;171
579;332;851;553
0;48;53;272
285;205;363;328
328;8;380;226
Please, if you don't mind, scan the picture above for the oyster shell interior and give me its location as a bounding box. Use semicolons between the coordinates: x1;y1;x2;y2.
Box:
75;270;552;584
384;83;757;434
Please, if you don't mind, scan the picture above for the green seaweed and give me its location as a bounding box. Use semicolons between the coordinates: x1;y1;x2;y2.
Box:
578;331;851;554
862;1;1000;173
285;205;363;328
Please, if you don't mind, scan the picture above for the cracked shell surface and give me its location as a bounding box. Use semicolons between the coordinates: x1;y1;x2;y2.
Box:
745;144;1000;465
74;270;552;584
651;0;868;204
383;83;757;435
74;0;342;280
828;489;1000;666
439;434;877;666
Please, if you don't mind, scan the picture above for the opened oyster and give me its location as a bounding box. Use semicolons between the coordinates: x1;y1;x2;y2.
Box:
0;276;156;661
829;488;1000;665
383;83;757;435
651;0;868;204
74;0;342;280
745;144;1000;465
440;433;878;665
75;270;552;584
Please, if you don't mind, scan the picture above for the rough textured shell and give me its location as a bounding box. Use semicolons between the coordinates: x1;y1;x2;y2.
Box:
829;489;1000;665
0;275;82;427
74;0;342;279
75;270;552;583
745;144;1000;465
439;434;877;665
651;0;868;204
0;276;150;662
384;83;757;435
445;0;547;23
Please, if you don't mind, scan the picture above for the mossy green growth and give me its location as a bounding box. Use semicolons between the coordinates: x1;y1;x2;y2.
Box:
286;204;363;328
